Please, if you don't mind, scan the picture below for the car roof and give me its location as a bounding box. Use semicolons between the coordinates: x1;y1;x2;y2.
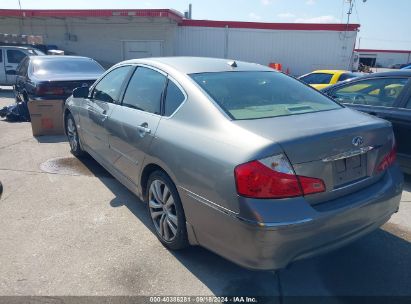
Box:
0;45;36;50
120;56;274;74
29;55;95;61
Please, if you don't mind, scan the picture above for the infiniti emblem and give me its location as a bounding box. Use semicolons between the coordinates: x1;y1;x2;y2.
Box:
352;136;364;147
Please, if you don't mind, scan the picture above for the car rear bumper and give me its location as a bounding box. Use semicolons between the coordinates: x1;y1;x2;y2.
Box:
182;164;403;270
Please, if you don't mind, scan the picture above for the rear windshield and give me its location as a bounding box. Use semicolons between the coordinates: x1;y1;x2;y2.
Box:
190;71;341;120
299;73;333;84
32;58;104;75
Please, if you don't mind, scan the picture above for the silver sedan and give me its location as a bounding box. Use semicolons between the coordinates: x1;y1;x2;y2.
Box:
64;57;403;270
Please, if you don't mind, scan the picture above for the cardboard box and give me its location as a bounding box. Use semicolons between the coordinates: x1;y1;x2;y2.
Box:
28;100;65;136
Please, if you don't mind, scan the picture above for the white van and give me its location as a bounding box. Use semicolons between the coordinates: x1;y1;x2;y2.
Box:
0;46;44;86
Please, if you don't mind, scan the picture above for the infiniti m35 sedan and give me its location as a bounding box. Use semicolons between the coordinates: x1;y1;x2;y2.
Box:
64;57;403;270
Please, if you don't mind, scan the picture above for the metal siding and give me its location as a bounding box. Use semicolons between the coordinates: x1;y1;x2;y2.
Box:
374;52;410;67
176;26;226;58
177;27;357;75
358;51;411;67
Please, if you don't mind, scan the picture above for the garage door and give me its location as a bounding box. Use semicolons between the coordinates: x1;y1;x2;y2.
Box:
122;41;163;60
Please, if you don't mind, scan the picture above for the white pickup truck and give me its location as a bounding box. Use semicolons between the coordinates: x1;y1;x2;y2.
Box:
0;46;44;86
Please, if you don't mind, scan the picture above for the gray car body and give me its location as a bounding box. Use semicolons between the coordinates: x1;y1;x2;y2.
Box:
64;57;404;270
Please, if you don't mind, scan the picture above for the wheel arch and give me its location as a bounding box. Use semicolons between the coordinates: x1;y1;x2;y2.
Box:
140;162;178;201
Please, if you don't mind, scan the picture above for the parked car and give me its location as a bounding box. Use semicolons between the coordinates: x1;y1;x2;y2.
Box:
322;71;411;174
388;63;411;69
13;55;105;103
64;57;403;270
0;45;45;86
298;70;361;90
388;63;403;69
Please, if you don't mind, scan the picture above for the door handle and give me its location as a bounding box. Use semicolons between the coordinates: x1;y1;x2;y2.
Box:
137;123;151;137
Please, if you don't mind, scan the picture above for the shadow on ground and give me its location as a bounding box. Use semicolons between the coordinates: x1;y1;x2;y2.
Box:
76;156;411;298
35;135;68;143
403;174;411;192
280;228;411;298
0;87;14;99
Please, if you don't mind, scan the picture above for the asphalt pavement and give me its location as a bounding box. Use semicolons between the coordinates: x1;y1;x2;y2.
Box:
0;88;410;300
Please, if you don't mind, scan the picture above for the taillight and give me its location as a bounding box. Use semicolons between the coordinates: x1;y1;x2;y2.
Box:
376;145;397;173
36;85;65;96
234;154;325;199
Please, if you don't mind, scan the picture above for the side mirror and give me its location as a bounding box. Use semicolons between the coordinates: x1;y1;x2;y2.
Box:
6;70;16;75
73;86;89;98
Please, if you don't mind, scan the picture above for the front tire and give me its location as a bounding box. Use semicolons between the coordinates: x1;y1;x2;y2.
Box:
146;171;189;250
65;113;85;157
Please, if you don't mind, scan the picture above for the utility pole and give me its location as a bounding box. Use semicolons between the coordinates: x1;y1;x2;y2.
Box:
17;0;23;34
346;0;354;26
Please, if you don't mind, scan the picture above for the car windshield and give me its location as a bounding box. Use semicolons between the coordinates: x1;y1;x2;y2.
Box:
32;58;104;75
300;73;333;84
191;71;341;120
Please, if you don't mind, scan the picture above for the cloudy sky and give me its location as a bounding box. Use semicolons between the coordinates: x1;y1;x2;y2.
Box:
3;0;411;50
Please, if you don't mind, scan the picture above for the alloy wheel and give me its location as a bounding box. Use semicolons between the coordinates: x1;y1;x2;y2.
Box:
67;117;78;152
148;180;178;242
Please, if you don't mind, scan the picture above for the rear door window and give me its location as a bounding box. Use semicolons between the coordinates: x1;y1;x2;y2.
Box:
92;66;133;103
122;67;167;115
299;73;333;84
6;49;27;64
0;49;2;63
164;80;185;116
331;78;409;107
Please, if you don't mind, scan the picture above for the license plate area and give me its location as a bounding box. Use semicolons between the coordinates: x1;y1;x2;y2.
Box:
333;154;368;187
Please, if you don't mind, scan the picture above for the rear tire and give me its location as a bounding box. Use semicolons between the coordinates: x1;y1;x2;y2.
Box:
146;170;189;250
65;113;86;157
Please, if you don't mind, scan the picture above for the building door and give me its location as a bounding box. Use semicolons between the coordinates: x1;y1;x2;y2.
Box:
123;41;163;60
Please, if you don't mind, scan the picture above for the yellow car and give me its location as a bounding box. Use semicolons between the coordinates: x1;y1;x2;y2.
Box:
298;70;360;90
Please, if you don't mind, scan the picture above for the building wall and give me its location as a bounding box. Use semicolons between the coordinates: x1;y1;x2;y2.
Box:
357;50;411;68
0;16;179;68
0;16;358;75
176;26;358;76
374;52;410;68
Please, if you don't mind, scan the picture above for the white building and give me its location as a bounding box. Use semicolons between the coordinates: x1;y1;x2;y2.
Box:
0;9;360;75
356;49;411;68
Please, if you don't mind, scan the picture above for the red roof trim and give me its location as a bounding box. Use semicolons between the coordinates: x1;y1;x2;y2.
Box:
355;49;411;54
0;9;183;22
0;9;361;31
179;19;360;31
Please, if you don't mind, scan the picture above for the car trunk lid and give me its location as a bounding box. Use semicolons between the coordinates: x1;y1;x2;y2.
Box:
234;108;394;203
